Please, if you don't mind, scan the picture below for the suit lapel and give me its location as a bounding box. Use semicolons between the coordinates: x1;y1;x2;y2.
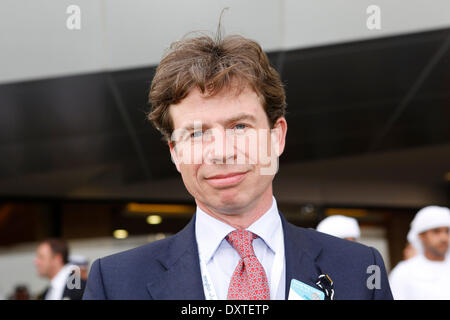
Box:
280;214;324;299
146;215;205;300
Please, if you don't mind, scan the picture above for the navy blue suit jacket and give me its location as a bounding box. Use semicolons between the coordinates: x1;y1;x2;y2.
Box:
83;213;393;300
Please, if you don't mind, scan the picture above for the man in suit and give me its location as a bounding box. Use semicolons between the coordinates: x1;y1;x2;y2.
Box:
83;32;393;300
34;238;86;300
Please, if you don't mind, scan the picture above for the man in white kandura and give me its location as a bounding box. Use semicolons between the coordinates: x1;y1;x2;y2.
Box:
389;206;450;300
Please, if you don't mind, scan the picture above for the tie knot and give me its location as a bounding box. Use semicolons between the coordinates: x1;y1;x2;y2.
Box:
226;229;258;258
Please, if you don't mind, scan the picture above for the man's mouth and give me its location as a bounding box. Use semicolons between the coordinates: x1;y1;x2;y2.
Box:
205;171;249;188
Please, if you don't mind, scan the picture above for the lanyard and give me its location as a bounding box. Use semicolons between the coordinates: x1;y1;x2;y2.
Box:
199;230;285;300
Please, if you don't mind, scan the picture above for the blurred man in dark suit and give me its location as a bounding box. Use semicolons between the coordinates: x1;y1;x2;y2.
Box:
34;238;85;300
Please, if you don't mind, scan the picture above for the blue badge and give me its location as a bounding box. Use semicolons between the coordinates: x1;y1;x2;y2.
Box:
288;279;325;300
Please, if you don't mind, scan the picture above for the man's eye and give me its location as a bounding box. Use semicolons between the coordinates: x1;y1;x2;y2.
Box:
191;131;203;138
235;123;247;130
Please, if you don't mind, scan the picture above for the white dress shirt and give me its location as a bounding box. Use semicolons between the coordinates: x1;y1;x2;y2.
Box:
195;196;286;300
45;264;74;300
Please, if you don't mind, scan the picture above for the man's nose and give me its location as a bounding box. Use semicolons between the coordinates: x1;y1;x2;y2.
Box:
203;128;236;164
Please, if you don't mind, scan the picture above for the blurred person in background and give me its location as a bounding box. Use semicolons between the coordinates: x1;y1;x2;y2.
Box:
34;238;86;300
69;254;89;281
401;229;418;261
316;215;360;242
389;206;450;299
8;285;30;300
402;242;417;261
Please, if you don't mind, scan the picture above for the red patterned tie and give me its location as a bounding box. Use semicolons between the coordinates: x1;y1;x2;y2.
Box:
226;229;270;300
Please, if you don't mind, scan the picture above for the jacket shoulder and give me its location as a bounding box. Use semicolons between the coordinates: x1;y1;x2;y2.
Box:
98;235;174;271
84;235;179;300
292;225;374;257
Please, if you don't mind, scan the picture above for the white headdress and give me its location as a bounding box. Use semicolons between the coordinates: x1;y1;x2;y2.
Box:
407;206;450;254
316;215;360;240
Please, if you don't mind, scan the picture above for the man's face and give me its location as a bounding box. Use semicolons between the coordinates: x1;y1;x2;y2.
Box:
419;227;450;258
34;243;58;278
168;85;287;215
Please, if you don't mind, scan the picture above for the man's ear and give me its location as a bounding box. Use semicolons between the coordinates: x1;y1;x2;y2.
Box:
271;117;287;157
169;141;181;173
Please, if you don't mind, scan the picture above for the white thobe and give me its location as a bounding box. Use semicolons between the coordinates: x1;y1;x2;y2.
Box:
389;254;450;300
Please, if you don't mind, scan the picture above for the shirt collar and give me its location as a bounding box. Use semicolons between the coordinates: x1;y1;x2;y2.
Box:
50;264;73;289
195;205;235;264
195;196;281;264
247;196;281;254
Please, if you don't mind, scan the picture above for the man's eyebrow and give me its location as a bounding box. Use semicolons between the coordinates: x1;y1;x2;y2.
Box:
223;113;257;125
180;113;257;131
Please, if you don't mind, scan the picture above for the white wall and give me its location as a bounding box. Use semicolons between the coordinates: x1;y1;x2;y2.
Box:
0;0;449;84
283;0;450;50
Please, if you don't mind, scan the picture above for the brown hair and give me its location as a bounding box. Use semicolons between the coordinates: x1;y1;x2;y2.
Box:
147;32;286;142
41;238;69;265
